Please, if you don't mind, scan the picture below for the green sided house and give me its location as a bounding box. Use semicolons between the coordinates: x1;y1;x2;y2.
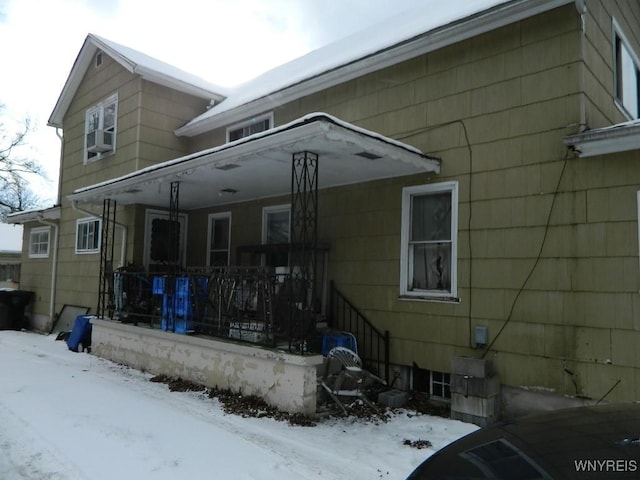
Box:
8;0;640;422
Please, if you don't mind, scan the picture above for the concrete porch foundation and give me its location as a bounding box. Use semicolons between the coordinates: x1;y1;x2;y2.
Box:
91;319;324;416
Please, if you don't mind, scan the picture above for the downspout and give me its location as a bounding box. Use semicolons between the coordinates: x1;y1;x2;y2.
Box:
575;0;588;131
36;215;59;323
71;200;128;268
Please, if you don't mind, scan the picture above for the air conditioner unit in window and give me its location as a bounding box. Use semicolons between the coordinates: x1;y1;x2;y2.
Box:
86;129;113;153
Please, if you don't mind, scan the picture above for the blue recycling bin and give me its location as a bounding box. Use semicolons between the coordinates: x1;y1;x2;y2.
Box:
67;315;93;352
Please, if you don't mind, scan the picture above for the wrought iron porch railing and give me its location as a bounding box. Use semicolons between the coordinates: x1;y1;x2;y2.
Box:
110;266;297;348
327;281;390;383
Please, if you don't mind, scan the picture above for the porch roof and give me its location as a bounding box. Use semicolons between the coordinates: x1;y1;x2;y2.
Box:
68;113;440;210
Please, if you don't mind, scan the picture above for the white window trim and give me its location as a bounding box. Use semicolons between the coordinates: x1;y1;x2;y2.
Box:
207;212;232;266
84;93;118;164
226;112;274;143
613;19;640;120
75;217;101;254
262;204;291;244
29;226;51;259
400;181;459;301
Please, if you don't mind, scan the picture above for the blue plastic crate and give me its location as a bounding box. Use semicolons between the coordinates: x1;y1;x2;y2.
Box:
152;276;166;295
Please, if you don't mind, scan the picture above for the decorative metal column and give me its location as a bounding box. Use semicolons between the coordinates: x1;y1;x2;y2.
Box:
289;151;318;351
168;181;180;275
97;198;116;319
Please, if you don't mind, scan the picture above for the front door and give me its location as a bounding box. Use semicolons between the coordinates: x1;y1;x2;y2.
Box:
143;209;188;273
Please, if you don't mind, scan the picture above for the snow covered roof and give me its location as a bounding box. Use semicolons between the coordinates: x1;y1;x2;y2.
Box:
5;205;61;224
48;34;230;128
68;113;439;210
176;0;573;137
563;119;640;157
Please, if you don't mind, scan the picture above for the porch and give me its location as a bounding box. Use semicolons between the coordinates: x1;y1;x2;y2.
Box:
71;112;439;414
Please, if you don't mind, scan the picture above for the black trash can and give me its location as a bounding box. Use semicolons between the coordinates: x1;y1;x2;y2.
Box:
0;289;34;330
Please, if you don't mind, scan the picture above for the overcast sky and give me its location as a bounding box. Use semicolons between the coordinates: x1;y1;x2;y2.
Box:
0;0;427;249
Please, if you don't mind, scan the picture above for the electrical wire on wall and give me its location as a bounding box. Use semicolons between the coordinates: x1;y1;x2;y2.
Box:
481;147;571;359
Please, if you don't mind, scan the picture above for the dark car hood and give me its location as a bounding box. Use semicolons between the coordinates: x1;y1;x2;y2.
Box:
407;403;640;479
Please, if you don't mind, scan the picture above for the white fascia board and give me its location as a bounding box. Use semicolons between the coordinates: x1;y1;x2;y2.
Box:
176;0;573;137
564;122;640;157
6;206;61;224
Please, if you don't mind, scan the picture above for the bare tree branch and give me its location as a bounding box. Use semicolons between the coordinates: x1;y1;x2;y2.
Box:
0;104;45;220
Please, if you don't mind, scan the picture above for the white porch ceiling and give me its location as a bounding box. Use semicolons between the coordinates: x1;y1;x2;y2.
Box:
69;113;440;210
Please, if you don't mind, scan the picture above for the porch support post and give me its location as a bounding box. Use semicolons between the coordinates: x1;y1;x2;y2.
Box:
97;198;116;319
168;181;180;275
289;151;318;351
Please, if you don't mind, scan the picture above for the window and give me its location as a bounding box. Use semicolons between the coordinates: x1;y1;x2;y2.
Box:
76;218;101;254
262;205;290;267
95;51;103;68
29;227;50;258
226;113;273;142
208;213;231;266
614;22;640;119
431;371;451;399
85;94;117;163
263;205;290;244
400;181;458;300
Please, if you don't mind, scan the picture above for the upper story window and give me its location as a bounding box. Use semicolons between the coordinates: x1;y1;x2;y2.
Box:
400;181;458;301
85;93;117;163
29;226;50;258
208;212;231;266
76;218;101;254
226;112;273;142
614;21;640;119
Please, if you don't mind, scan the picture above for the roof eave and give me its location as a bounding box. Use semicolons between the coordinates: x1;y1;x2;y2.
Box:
6;205;62;224
176;0;574;137
48;34;227;128
563;123;640;157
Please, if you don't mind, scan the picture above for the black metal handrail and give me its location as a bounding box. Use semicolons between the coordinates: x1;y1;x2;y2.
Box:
327;280;390;383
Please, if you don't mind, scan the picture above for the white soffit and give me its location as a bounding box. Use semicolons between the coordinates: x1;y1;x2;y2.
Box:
69;113;440;210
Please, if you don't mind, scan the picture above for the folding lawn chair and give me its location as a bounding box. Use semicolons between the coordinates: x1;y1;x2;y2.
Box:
321;346;386;415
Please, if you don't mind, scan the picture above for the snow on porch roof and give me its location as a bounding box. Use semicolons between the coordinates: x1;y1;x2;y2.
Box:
69;113;440;210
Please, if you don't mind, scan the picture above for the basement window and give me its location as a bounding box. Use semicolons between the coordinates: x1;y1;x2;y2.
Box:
614;20;640;119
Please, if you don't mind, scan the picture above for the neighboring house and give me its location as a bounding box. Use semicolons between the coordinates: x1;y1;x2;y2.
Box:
8;0;640;421
0;250;21;288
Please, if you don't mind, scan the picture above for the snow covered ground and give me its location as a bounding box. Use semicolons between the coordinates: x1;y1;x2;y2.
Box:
0;331;477;480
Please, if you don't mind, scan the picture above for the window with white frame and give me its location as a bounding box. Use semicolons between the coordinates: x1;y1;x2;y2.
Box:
400;181;458;299
614;21;640;119
76;218;101;254
208;212;231;266
262;205;290;267
226;112;273;142
29;226;50;258
85;93;117;163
